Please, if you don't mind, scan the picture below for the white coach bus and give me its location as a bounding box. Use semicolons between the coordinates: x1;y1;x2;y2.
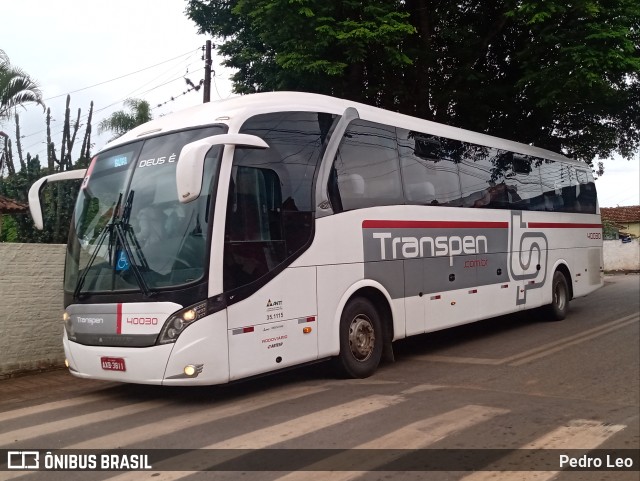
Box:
29;92;603;385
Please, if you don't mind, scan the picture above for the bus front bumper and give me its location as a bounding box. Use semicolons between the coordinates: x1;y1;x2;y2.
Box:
63;312;230;386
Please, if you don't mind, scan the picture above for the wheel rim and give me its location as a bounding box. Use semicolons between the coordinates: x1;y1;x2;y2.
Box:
554;280;566;311
348;314;375;362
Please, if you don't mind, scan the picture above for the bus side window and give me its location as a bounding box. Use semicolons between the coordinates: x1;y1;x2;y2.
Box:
575;169;597;214
458;144;495;208
332;120;403;212
224;166;285;289
540;160;571;212
577;182;597;214
502;154;542;211
397;129;462;206
224;111;327;291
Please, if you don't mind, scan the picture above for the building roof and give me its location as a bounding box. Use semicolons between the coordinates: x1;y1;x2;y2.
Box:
0;195;28;214
600;206;640;224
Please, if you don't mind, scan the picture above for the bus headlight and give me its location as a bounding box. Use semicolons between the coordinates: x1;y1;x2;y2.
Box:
157;301;207;344
63;311;74;337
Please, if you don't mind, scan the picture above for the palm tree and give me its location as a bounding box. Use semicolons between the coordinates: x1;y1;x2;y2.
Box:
0;49;45;121
98;98;152;140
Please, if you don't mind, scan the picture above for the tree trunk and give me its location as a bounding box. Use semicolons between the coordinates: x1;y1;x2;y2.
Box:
15;114;25;171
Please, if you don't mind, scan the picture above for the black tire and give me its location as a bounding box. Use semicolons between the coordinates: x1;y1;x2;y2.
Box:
334;297;383;378
547;270;570;321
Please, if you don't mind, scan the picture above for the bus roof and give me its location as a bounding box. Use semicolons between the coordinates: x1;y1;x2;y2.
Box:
109;91;582;166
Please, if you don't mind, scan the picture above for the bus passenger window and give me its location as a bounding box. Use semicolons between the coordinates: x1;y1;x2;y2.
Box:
574;169;597;214
502;154;542;210
333;120;403;211
540;160;572;212
397;129;462;206
224;111;329;291
458;144;494;207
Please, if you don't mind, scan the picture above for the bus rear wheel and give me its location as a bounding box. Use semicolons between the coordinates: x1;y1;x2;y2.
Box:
335;297;383;378
547;270;570;321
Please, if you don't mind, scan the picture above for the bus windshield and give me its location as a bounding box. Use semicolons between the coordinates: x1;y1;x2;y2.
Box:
64;126;226;295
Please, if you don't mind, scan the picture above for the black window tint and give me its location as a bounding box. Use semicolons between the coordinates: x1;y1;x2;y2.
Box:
559;165;581;212
397;129;462;206
457;144;495;207
224;111;332;291
540;160;573;212
459;146;546;210
226;166;282;242
331;120;403;211
494;153;543;211
574;169;597;214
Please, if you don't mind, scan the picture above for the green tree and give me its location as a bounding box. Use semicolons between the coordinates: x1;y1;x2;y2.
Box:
0;49;44;121
98;98;152;140
602;220;621;240
0;152;81;243
1;96;91;244
186;0;640;164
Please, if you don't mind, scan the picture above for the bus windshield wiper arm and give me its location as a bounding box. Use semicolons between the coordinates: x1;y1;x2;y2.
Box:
112;221;152;297
114;190;152;297
73;194;122;298
74;191;152;298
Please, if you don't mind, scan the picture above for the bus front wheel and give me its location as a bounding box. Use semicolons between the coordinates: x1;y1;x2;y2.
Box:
335;297;383;378
547;270;570;321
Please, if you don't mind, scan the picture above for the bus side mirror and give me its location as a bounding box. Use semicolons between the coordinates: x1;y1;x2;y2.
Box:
28;169;88;230
176;133;269;203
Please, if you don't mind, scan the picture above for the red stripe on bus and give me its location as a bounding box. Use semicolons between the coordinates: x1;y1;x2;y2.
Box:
362;220;509;229
527;222;602;229
116;303;122;335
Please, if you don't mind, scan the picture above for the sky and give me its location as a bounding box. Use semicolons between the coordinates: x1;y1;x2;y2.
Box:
1;0;234;159
2;0;638;208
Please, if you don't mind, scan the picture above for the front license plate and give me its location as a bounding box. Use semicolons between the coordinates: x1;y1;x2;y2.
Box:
101;357;126;372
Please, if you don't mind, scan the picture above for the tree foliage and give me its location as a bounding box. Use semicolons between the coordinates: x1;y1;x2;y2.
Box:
1;96;91;243
0;154;79;243
0;49;45;121
187;0;640;163
98;98;152;141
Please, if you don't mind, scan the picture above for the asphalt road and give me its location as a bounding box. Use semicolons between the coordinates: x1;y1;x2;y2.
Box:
0;274;638;481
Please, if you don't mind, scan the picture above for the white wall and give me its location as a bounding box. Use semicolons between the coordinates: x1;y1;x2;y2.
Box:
603;239;640;272
0;243;66;377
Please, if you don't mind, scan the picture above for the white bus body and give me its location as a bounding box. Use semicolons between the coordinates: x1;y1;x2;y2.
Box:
29;92;603;385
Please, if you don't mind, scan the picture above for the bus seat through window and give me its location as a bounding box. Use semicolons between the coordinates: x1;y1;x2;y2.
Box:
405;181;436;204
338;173;366;210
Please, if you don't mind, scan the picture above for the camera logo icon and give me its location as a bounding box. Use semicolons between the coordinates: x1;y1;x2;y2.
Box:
7;451;39;470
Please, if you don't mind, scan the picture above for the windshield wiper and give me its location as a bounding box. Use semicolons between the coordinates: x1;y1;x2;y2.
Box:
73;191;153;298
113;190;152;297
73;194;122;298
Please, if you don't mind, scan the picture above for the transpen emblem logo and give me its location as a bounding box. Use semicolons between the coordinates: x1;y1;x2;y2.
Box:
509;211;548;305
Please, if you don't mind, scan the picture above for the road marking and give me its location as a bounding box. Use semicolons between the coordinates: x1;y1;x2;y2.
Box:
70;384;328;449
413;313;639;366
275;404;509;481
413;355;503;365
0;394;107;424
106;392;410;481
458;419;626;481
210;394;405;449
398;384;445;394
0;400;169;446
0;384;330;481
358;405;509;449
508;316;638;366
323;379;401;387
